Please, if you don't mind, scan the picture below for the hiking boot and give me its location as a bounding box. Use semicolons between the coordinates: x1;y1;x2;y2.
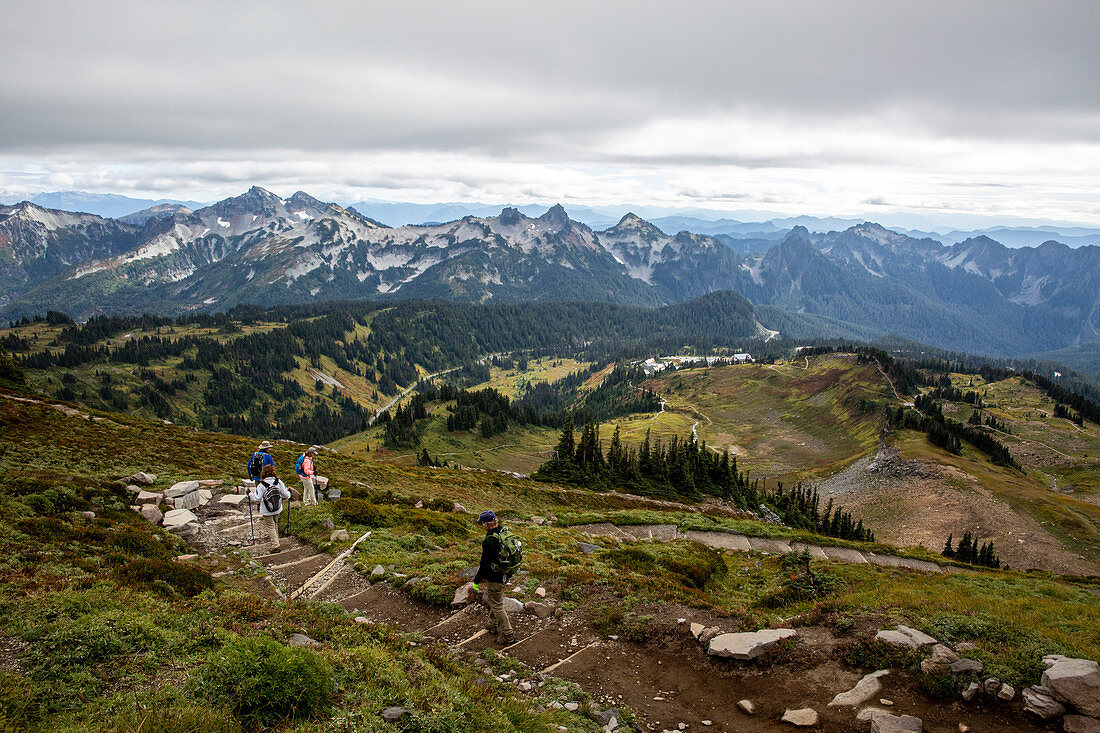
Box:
496;631;516;645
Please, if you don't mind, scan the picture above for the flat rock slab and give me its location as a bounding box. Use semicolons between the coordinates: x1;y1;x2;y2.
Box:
162;508;199;529
1022;685;1066;720
165;481;201;498
747;537;792;554
128;472;157;485
871;712;923;732
135;490;162;505
685;530;752;551
829;669;890;707
780;708;818;726
821;546;868;563
138;504;163;526
708;628;797;660
1042;657;1100;718
790;542;829;560
875;625;937;649
219;494;248;506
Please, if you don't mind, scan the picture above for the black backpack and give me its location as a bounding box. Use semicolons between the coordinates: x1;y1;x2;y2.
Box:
260;479;282;513
248;452;264;478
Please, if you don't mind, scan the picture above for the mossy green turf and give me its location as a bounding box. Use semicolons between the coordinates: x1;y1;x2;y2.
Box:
2;389;1099;729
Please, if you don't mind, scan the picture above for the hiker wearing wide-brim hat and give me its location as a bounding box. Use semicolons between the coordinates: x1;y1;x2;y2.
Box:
247;441;275;483
472;510;520;644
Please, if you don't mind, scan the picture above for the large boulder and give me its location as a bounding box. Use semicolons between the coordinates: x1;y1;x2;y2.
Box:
134;490;162;505
1064;715;1100;733
920;644;960;676
1042;657;1100;718
1022;685;1067;720
524;601;552;619
128;472;157;485
707;628;797;660
139;504;163;526
173;490;204;511
871;712;922;732
165;480;201;499
162;508;199;530
828;669;890;707
875;625;936;649
502;597;525;615
950;658;984;674
330;529;349;542
287;633;320;648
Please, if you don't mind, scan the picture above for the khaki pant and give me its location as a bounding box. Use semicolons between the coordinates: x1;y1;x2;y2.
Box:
260;515;281;552
300;476;316;505
484;581;513;636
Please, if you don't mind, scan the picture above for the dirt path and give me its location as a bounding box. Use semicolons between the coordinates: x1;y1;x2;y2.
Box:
187;500;1053;733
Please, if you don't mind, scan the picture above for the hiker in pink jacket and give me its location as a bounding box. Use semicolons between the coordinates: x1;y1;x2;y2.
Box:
296;446;319;505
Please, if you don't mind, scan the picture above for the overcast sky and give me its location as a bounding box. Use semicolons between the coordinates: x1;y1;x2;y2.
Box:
2;0;1098;226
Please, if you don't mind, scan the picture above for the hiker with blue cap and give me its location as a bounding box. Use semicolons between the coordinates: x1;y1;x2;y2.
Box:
472;509;523;644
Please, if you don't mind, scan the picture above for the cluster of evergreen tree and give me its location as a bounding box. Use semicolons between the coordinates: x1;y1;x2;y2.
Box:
889;398;1021;470
379;393;431;448
929;375;984;406
446;387;511;437
535;417;757;505
0;346;25;388
969;409;1010;433
1054;403;1085;427
942;531;1001;568
767;482;875;542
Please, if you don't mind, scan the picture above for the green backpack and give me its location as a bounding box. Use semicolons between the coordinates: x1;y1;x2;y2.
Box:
491;527;523;575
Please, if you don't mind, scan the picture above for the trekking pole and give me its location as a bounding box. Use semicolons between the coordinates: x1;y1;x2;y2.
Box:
247;487;255;544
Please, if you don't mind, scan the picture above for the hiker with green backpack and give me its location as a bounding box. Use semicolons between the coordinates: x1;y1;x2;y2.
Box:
472;510;523;644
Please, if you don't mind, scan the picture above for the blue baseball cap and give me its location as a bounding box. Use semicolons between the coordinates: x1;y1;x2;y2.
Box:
477;510;496;524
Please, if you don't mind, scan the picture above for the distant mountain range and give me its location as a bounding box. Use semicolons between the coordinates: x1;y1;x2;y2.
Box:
1;188;1097;369
7;190;1100;248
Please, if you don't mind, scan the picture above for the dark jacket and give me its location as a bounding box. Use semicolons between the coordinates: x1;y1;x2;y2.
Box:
474;526;505;584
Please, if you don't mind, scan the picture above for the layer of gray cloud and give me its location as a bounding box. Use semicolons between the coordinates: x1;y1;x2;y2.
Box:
1;1;1098;223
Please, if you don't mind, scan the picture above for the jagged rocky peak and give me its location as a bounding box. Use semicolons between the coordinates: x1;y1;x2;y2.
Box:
498;207;526;226
609;212;664;236
786;225;812;241
539;204;571;229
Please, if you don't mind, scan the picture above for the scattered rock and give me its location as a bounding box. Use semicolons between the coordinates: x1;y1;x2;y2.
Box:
287;633;320;648
323;518;335;530
330;529;349;542
198;479;223;488
535;587;547;598
880;699;894;706
371;564;385;576
997;683;1015;701
525;601;552;619
736;699;755;715
857;707;888;721
502;597;525;615
135;490;162;505
1063;715;1100;733
577;541;600;554
955;642;978;652
452;503;466;513
128;472;157;485
138;504;163;526
875;625;937;649
451;582;476;605
1022;685;1067;720
162;508;199;530
707;628;797;660
594;707;622;727
380;706;413;723
950;658;984;674
354;616;372;625
780;708;818;727
1042;657;1100;718
961;682;981;702
921;644;961;675
531;516;545;525
80;511;96;519
690;622;705;639
958;725;969;733
870;711;923;732
414;500;424;508
175;554;198;561
518;681;533;692
983;677;1002;696
165;480;201;498
829;669;890;707
564;702;579;711
197;489;213;504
